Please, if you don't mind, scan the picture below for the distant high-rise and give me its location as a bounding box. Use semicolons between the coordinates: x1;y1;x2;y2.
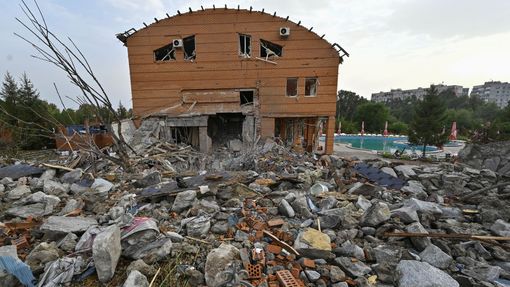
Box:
471;81;510;108
371;84;469;102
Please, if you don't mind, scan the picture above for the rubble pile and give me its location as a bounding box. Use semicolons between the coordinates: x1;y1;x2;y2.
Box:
1;139;510;287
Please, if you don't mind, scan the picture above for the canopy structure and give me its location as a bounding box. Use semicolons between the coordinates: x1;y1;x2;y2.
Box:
449;121;457;141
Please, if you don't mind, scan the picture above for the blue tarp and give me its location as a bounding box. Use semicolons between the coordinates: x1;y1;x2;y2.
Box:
354;163;405;190
0;256;36;287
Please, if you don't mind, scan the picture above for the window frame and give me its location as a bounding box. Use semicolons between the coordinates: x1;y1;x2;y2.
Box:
304;77;318;97
286;77;299;97
259;39;283;59
239;34;252;57
183;35;196;61
154;43;176;62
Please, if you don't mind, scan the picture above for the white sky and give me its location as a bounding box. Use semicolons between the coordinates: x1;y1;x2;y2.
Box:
1;0;510;108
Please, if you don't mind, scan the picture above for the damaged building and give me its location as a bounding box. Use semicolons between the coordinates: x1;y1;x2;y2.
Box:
117;7;348;154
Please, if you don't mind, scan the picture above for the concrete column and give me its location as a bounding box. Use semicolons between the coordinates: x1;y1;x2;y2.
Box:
260;117;275;139
199;126;211;154
325;116;335;155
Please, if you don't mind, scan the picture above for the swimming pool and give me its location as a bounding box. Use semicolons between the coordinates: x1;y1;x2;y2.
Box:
333;135;439;153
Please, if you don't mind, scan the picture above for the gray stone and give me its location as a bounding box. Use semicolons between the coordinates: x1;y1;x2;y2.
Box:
279;199;295;217
401;181;428;199
348;182;381;197
25;242;60;273
381;166;397;178
391;206;419;223
6;185;31;200
93;225;121;283
396;260;459;287
211;221;229;234
172;190;197;213
373;245;401;264
394;165;417;179
332;283;349;287
165;231;184;242
491;219;510;237
310;182;329;196
91;178;114;196
6;203;49;218
123;270;149;287
43;180;68;195
360;202;391;227
405;222;431;251
334;256;371;277
133;172;161;188
186;216;211;237
195;199;220;213
329;265;346;282
356;195;372;211
61;169;83;184
39;168;56;181
291;196;313;218
60;198;84;215
57;233;78;252
228;139;243;152
461;264;503;282
305;270;321;282
40;216;97;234
205;243;240;287
127;259;157;277
484;157;501;172
334;241;365;260
318;208;344;229
0;164;44;180
419;244;452;269
404;198;443;216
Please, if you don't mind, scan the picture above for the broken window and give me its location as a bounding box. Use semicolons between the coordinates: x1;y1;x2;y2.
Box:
286;78;298;97
260;39;283;60
240;90;254;105
239;34;251;57
183;35;196;61
154;43;176;61
305;78;318;97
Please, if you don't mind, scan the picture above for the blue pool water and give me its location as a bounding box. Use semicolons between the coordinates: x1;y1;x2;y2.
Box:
334;135;439;152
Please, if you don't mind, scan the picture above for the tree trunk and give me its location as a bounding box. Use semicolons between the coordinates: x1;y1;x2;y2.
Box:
422;144;427;158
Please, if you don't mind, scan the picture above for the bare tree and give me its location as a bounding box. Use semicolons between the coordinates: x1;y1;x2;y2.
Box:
14;0;134;169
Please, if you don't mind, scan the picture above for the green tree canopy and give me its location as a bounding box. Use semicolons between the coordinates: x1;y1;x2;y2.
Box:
354;102;390;133
408;86;449;157
336;90;368;121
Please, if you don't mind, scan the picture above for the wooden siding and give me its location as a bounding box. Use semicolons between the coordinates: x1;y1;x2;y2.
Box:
126;8;340;119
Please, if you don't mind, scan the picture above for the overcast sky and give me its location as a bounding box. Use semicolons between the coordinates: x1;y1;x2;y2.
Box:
1;0;510;109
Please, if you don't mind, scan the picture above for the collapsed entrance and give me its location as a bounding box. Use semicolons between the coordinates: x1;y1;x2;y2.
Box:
207;113;245;148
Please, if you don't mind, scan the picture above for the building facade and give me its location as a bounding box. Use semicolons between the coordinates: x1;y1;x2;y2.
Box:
371;84;468;102
118;8;347;154
471;81;510;108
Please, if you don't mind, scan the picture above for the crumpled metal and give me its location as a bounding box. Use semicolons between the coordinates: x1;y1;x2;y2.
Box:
37;256;84;287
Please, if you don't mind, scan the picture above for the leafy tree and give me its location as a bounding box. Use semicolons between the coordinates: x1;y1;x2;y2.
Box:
354;102;390;133
336;90;368;122
408;86;448;157
117;101;129;119
389;121;408;135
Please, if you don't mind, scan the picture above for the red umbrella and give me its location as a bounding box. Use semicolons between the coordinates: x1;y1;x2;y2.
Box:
383;121;389;137
449;121;457;141
361;121;365;136
337;121;342;134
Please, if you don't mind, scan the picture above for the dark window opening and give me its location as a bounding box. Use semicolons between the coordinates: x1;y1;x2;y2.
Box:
305;78;318;97
260;39;283;60
208;113;244;148
286;78;298;97
239;34;251;57
240;91;254;105
183;35;196;61
154;43;176;61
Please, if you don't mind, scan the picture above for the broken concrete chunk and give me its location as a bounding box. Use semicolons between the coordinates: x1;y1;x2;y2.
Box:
91;178;114;196
391;206;419;223
93;225;121;283
291;196;313;218
279;198;295;218
360;201;391;227
394;165;417;179
6;185;31;200
126;259;157;277
61;168;83;184
404;198;443;216
334;256;371;278
348;182;381;197
204;243;239;287
401;180;427;199
123;270;149;287
381;166;397;178
6;203;50;218
43;179;68;196
186;216;211;238
133;172;161;188
490;219;510;237
355;195;372;211
419;244;453;269
405;222;431;251
40;216;97;234
396;260;459;287
172;190;197;213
